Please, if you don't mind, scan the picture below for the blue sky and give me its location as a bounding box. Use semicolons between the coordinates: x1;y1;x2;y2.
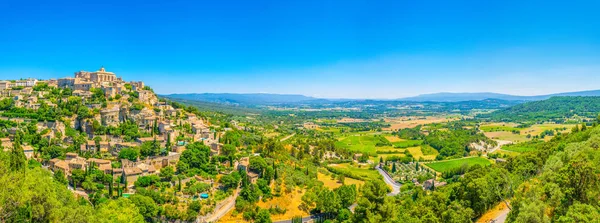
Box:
1;0;599;98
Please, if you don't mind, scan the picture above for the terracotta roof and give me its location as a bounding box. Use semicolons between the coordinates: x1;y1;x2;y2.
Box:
54;161;69;171
88;158;111;165
98;164;112;171
124;167;142;176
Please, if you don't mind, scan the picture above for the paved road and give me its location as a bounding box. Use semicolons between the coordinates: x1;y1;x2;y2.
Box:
274;215;321;223
197;189;239;223
491;201;511;223
376;166;401;195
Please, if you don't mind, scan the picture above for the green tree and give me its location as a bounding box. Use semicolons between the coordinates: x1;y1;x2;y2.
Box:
94;198;145;223
9;141;26;173
129;194;159;219
71;169;86;188
54;169;68;185
220;172;241;190
255;208;272;223
118;148;139;161
159;166;174;180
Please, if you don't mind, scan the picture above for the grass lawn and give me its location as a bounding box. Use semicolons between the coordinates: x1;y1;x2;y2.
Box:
425;157;491;173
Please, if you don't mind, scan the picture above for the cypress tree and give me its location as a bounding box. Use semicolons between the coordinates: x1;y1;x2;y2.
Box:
178;176;182;191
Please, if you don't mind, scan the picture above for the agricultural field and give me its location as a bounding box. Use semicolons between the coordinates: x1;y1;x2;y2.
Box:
391;139;422;148
384;135;404;142
315;126;343;134
335;134;399;155
491;149;520;157
406;146;438;161
383;116;459;131
479;123;521;132
483;131;528;143
501;144;537;153
481;122;574;143
425;157;491;173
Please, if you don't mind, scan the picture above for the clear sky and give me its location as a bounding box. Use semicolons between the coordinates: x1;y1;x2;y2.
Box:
1;0;599;99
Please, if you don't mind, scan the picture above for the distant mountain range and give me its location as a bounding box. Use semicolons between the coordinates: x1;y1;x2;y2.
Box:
400;90;600;102
162;89;600;105
162;93;322;105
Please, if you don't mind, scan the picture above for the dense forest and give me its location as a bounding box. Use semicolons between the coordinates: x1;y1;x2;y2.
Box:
481;96;600;123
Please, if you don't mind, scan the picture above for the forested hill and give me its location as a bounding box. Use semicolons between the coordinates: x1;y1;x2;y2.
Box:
480;96;600;122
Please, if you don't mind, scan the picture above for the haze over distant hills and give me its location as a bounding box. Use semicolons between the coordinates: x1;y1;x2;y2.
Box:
400;90;600;102
162;89;600;105
162;93;322;105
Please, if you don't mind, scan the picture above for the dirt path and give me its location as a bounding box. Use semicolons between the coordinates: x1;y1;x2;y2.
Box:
280;133;296;142
488;140;512;154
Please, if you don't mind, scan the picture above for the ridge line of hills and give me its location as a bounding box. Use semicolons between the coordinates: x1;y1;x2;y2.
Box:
162;89;600;105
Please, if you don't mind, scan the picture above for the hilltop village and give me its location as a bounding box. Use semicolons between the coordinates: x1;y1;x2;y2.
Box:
3;67;599;223
0;67;262;221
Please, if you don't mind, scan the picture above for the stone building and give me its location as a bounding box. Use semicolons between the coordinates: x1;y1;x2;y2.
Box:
100;106;120;126
0;81;12;90
58;77;76;88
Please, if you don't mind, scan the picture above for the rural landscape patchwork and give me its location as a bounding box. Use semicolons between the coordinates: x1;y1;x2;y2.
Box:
2;1;600;223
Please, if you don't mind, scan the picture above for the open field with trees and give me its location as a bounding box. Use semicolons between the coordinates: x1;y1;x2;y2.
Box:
425;157;492;173
334;134;400;155
481;122;575;142
327;163;382;182
317;171;364;189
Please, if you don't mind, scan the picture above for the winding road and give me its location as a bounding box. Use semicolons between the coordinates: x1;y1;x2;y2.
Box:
376;166;402;196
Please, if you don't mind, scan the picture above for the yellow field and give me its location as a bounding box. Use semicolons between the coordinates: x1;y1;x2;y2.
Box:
522;124;574;136
384;135;404;142
318;172;364;189
406;146;437;160
383;116;458;131
219;188;309;222
264;132;280;138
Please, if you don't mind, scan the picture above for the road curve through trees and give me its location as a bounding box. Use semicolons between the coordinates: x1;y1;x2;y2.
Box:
376;166;402;196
